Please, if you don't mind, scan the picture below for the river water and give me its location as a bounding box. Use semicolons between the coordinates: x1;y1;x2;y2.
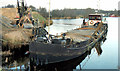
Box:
46;17;118;69
77;17;118;69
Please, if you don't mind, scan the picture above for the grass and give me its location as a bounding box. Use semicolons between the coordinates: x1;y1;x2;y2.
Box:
32;12;53;26
0;67;2;71
32;12;47;24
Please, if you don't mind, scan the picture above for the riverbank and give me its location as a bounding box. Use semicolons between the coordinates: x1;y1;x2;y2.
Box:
1;8;53;26
51;16;83;20
32;12;53;26
0;8;53;57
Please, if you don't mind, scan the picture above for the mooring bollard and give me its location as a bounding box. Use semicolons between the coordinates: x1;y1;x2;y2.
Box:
79;64;82;70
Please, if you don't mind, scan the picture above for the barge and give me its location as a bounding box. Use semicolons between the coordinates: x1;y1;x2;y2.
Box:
29;14;108;64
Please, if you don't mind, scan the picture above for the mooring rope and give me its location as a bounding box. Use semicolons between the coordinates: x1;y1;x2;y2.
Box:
81;48;96;69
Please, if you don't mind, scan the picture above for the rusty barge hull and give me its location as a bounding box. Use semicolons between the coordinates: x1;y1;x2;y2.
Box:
29;23;108;64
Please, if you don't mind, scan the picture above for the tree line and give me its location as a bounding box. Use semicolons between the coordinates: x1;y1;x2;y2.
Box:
2;4;15;8
28;5;119;18
2;4;119;18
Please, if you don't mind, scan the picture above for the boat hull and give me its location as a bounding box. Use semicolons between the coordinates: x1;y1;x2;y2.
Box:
29;42;89;64
29;23;108;64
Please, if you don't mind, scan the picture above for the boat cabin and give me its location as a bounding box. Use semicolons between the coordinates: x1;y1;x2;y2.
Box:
88;14;102;26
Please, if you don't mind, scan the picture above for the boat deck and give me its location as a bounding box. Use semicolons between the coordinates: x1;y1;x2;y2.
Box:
66;27;96;42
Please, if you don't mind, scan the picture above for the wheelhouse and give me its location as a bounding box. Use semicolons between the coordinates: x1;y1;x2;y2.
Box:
88;14;102;26
89;14;102;20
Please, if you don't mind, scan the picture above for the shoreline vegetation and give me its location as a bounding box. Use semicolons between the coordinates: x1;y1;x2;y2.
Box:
0;8;53;50
51;16;120;20
1;4;119;21
51;16;83;19
32;11;53;26
1;8;53;26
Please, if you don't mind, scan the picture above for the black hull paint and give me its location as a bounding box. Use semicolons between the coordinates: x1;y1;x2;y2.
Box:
30;50;89;71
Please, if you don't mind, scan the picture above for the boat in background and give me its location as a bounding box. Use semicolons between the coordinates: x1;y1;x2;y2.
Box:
109;14;117;17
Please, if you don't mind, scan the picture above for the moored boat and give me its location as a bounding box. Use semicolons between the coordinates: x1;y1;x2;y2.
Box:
29;14;108;64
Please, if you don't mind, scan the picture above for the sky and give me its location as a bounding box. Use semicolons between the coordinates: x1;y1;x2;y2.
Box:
0;0;120;11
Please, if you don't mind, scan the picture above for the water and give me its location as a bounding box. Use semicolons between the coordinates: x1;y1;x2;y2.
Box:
46;17;118;69
45;18;84;35
78;17;118;69
2;54;30;70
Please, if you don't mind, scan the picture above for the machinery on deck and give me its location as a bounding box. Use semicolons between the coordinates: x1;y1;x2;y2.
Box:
16;0;33;29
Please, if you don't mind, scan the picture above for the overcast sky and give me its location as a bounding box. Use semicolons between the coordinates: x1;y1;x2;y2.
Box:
0;0;120;11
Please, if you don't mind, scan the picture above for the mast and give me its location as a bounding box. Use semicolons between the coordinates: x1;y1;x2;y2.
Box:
21;0;25;15
96;0;100;13
17;0;20;13
48;0;51;39
22;0;24;7
17;0;25;18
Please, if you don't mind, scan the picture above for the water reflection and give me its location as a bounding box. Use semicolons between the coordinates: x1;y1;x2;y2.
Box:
2;54;30;70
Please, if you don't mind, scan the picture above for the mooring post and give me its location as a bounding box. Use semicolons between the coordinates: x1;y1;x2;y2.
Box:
79;64;82;70
34;66;36;71
45;59;48;64
41;60;43;65
25;64;27;69
88;46;91;52
20;65;21;71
